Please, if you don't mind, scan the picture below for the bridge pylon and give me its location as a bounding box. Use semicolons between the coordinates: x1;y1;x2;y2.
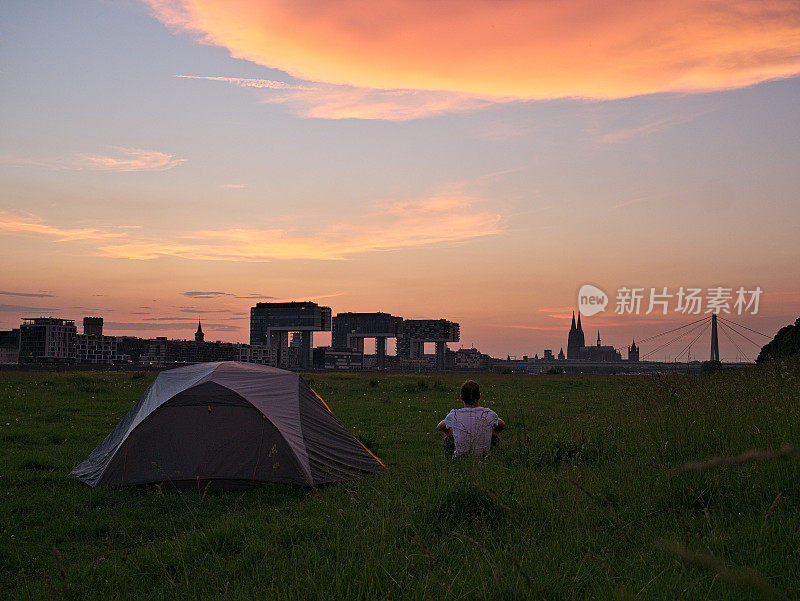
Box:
710;313;720;361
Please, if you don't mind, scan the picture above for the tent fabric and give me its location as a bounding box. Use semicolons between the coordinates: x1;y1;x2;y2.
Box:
71;362;386;488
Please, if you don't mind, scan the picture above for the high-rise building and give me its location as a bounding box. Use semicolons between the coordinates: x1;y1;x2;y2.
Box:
83;316;103;336
396;319;460;370
332;312;402;369
19;317;77;363
250;301;332;368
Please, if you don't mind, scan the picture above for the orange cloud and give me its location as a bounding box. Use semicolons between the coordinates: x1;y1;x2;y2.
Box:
147;0;800;104
99;192;502;260
0;211;121;241
2;191;502;261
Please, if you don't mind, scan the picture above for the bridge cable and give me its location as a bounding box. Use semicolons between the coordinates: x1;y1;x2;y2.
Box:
716;315;771;339
673;321;711;362
636;315;711;345
717;316;770;347
718;320;750;362
642;319;711;361
719;323;762;350
641;319;712;361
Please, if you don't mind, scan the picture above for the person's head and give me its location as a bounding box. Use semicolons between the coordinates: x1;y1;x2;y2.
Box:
460;380;481;406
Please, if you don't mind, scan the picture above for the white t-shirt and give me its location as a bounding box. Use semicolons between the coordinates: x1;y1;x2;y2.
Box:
444;406;500;458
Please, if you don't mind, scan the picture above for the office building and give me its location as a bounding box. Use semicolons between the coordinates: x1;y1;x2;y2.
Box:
19;318;77;363
250;301;331;369
0;329;20;364
332;312;402;369
396;319;459;370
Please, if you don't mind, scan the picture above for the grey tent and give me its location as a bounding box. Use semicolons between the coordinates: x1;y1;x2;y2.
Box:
71;362;386;489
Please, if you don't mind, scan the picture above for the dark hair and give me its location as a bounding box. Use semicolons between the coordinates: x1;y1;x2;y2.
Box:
460;380;480;404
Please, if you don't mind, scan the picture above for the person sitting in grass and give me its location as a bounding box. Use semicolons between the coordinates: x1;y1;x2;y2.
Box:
437;380;505;458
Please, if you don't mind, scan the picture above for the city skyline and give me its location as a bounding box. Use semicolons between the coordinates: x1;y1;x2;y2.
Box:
2;1;799;361
0;301;778;364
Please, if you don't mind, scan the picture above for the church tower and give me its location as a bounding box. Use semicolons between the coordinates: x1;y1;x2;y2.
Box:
567;311;585;359
195;320;204;343
628;338;639;362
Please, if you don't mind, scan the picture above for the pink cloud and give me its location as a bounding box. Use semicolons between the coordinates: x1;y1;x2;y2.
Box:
73;148;185;171
7;147;186;172
177;75;498;120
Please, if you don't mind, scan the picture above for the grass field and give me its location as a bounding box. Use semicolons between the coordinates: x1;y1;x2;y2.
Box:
2;360;800;600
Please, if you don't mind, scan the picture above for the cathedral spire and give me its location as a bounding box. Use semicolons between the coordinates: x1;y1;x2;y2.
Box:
195;320;204;343
571;311;576;330
597;330;601;346
576;312;582;331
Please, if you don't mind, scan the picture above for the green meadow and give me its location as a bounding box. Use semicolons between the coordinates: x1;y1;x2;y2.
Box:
2;360;800;600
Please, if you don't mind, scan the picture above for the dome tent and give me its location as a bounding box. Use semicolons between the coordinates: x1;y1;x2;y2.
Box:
71;362;386;489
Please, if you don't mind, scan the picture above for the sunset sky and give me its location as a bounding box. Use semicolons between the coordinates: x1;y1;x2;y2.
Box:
2;0;799;361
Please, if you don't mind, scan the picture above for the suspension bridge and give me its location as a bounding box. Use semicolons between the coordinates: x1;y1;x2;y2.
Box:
635;313;772;364
503;313;773;375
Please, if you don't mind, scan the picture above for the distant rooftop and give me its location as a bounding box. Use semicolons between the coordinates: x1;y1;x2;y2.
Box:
22;317;75;326
252;301;324;308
